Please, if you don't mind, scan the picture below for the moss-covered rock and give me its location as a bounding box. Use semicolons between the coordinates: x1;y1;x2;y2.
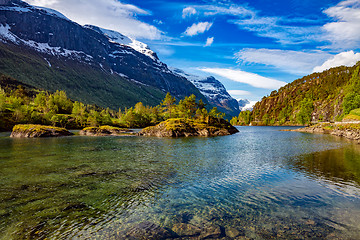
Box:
139;117;239;137
10;124;73;138
79;125;135;136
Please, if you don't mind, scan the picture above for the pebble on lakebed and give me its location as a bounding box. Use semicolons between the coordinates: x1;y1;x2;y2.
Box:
10;124;73;138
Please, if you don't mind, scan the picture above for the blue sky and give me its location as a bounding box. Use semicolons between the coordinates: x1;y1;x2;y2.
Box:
25;0;360;102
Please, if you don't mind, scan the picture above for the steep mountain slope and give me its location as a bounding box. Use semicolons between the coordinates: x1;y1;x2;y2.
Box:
171;68;240;116
250;62;360;125
0;0;206;109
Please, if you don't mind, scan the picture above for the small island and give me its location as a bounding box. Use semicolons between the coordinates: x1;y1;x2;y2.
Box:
139;117;239;137
10;124;73;138
79;126;135;136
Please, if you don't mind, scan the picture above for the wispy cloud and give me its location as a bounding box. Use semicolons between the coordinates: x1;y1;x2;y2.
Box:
182;6;197;19
228;90;252;97
205;37;214;47
322;0;360;49
235;48;331;75
313;51;360;72
184;22;213;36
184;2;324;45
24;0;163;40
230;17;323;45
198;68;287;89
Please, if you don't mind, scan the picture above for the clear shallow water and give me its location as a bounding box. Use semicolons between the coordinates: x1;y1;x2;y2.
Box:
0;126;360;239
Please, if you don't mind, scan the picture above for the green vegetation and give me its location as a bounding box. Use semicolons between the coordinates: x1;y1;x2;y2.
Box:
343;108;360;122
11;124;73;138
231;62;360;126
82;125;128;132
0;75;226;131
230;110;252;126
0;43;166;110
296;98;314;125
141;116;238;137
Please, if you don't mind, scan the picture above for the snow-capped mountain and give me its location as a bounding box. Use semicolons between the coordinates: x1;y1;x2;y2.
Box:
238;99;257;111
171;68;240;116
85;25;159;61
0;0;207;109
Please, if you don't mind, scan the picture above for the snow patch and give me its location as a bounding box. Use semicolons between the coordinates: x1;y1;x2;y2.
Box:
0;24;17;42
44;58;51;67
0;24;93;62
171;67;233;101
35;7;70;21
86;25;158;61
0;6;32;13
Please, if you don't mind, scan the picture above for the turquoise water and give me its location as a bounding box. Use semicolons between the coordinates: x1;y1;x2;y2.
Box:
0;126;360;239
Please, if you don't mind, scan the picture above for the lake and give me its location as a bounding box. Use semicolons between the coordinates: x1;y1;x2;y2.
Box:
0;126;360;239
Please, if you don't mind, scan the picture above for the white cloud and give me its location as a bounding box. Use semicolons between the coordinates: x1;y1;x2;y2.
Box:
24;0;163;40
231;16;322;45
313;51;360;72
201;5;254;17
228;90;252;96
184;22;213;36
323;0;360;49
182;7;197;18
205;37;214;47
235;48;331;75
199;68;287;89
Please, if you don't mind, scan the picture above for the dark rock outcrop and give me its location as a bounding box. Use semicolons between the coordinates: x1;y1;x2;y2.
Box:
79;126;135;136
139;117;239;137
10;124;73;138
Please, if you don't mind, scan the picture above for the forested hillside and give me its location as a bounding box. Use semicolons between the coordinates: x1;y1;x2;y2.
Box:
0;75;224;131
231;62;360;126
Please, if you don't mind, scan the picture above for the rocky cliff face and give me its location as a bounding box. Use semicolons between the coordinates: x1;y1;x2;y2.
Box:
171;68;240;116
0;0;206;109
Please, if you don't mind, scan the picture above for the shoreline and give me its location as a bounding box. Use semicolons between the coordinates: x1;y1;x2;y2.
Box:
290;123;360;144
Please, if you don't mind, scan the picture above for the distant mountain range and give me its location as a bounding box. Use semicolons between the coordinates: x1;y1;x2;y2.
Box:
0;0;240;116
238;99;256;111
171;68;240;116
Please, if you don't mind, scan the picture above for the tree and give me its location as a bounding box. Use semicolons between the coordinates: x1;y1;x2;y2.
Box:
209;107;225;119
343;67;360;114
72;101;87;127
176;94;197;118
297;98;314;125
161;93;176;118
343;92;360;114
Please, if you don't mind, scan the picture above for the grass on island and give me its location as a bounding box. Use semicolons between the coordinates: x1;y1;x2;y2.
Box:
13;124;68;133
82;125;129;131
143;117;230;133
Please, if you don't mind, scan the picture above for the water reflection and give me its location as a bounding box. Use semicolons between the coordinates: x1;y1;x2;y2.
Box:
0;128;359;239
291;144;360;186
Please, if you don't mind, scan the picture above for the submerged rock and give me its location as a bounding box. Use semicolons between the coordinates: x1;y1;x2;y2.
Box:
124;221;171;239
172;223;201;237
10;124;73;138
139;117;239;137
225;227;242;238
79;125;135;136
